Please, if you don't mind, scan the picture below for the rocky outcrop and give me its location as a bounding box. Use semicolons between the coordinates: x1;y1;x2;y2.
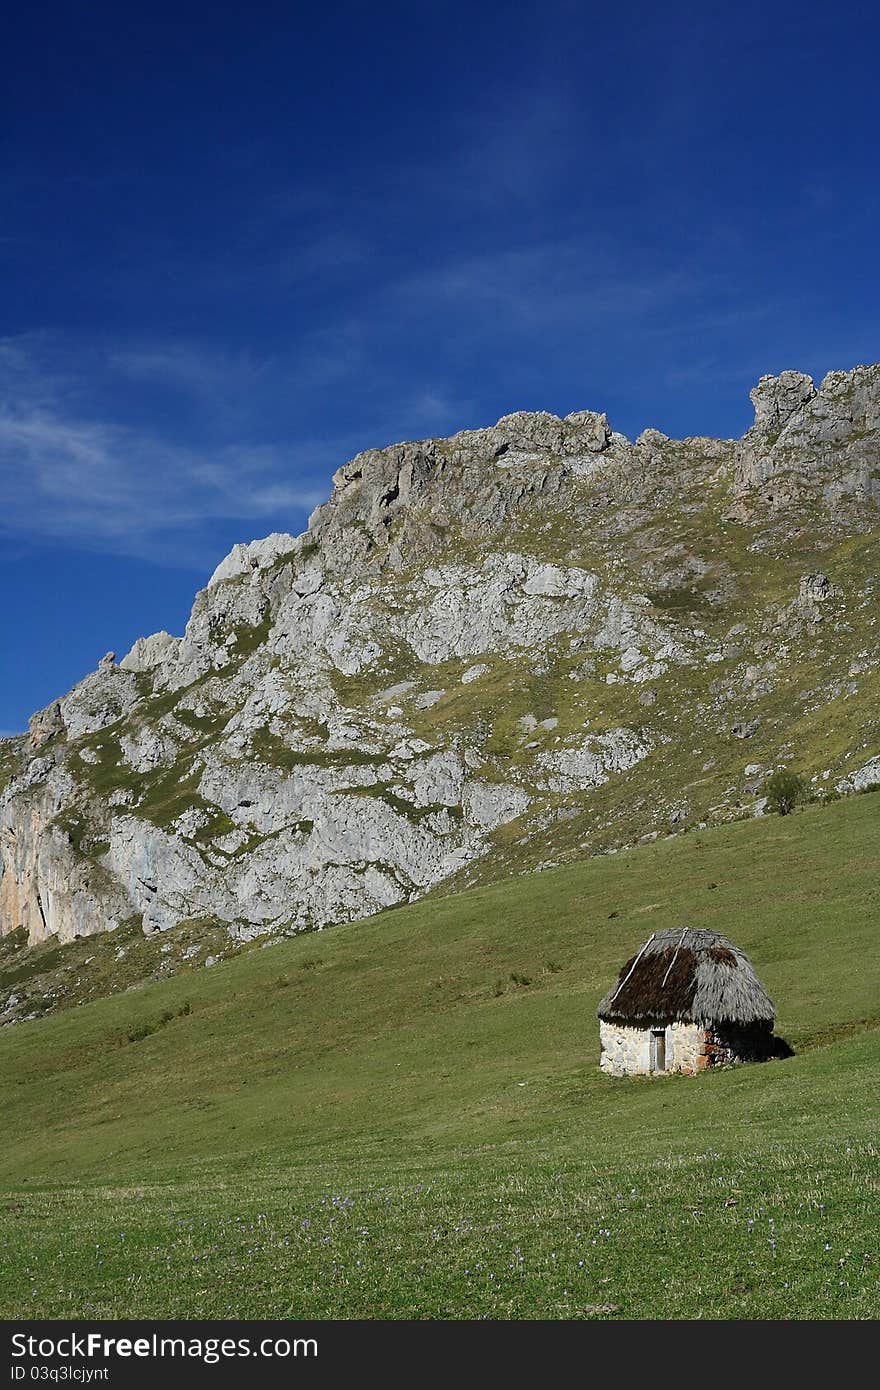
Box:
734;364;880;508
119;631;180;673
27;702;64;752
206;532;300;589
838;756;880;794
2;367;879;959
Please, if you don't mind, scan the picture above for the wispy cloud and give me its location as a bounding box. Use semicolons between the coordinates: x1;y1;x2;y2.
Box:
0;408;323;551
110;343;275;397
0;155;809;576
0;321;487;571
405;388;474;430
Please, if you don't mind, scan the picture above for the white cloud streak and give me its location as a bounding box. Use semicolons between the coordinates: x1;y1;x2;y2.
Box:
0;411;318;536
0;341;334;564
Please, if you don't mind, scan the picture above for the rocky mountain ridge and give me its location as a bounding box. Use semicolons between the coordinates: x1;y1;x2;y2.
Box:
2;363;879;1017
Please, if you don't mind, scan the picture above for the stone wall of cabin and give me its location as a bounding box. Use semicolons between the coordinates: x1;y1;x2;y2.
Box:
599;1021;653;1075
599;1020;773;1075
599;1020;709;1076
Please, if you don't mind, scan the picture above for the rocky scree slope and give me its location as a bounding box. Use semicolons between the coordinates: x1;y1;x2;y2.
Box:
1;365;879;1012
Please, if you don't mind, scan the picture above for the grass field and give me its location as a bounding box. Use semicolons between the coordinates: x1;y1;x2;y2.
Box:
1;793;878;1319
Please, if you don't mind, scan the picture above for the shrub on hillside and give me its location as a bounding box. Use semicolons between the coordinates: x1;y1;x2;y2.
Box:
766;768;804;816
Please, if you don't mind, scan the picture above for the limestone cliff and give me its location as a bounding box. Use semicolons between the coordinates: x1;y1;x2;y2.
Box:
2;366;878;998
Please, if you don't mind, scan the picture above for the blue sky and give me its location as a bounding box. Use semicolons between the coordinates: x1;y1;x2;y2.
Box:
2;0;878;733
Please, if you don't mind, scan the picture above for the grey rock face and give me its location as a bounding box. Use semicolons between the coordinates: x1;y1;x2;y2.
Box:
119;631;180;673
59;666;144;740
537;730;652;793
735;364;880;506
206;532;300;588
750;371;816;435
27;702;64;752
838;756;880;793
798;573;832;606
635;428;670;448
731;720;760;739
2;370;879;956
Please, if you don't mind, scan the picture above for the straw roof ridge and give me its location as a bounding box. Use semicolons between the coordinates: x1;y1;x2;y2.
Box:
596;926;775;1025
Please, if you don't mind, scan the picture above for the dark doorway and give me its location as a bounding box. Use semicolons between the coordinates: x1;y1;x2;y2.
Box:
651;1029;666;1072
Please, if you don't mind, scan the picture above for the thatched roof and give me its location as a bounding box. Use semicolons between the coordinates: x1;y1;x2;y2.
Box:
597;928;775;1026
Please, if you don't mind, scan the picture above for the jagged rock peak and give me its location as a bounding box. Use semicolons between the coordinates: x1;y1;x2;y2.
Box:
749;370;817;434
207;532;301;590
735;362;880;506
192;366;880;596
319;407;615;499
119;630;181;672
747;363;880;440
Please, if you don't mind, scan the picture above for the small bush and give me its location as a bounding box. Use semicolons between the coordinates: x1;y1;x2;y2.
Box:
125;1004;186;1044
766;768;804;816
126;1020;158;1044
492;979;506;997
510;972;532;987
813;785;842;806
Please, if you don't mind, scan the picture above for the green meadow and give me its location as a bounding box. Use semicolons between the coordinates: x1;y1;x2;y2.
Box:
1;793;878;1319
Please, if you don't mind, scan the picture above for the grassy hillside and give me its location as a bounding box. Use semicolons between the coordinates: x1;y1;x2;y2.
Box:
1;792;878;1319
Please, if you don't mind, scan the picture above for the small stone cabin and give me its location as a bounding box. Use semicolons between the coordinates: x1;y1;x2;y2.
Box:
597;927;780;1076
